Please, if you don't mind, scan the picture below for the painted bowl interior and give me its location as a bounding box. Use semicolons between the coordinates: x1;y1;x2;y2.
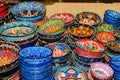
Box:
96;31;115;43
113;29;120;38
46;43;70;58
97;24;114;32
55;66;87;80
69;24;95;37
91;62;113;77
76;12;101;26
0;42;19;67
11;1;46;18
50;13;74;24
38;19;65;35
76;39;105;52
19;46;52;58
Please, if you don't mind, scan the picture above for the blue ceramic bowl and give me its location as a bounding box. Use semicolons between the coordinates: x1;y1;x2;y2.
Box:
110;55;120;67
11;1;46;22
38;19;65;39
45;43;70;63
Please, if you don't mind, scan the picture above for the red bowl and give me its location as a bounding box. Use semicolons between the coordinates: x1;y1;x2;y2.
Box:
75;39;105;58
0;8;9;18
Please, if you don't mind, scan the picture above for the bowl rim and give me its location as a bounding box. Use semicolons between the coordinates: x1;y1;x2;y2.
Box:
68;24;96;38
38;19;65;35
10;1;46;18
113;29;120;38
0;2;6;8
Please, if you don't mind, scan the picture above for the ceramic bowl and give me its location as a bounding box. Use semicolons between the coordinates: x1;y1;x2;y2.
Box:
68;24;96;39
11;1;46;22
45;43;70;63
96;31;115;44
50;13;74;28
38;19;65;39
75;39;105;58
0;41;20;74
0;2;7;13
113;29;120;40
90;62;114;80
97;24;114;33
55;66;88;80
76;12;101;26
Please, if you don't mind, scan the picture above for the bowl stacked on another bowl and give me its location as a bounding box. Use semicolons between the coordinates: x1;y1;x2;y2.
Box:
0;22;38;49
11;1;46;22
38;19;65;44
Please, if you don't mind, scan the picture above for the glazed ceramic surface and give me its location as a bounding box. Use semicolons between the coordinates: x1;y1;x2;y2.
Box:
76;12;101;26
55;66;88;80
113;29;120;40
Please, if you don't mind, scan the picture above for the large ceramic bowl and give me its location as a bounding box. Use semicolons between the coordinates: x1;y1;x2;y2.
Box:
38;19;65;39
55;66;88;80
75;39;105;58
76;12;101;26
11;1;46;22
0;41;20;74
68;24;96;39
90;62;114;80
45;43;70;63
96;31;115;44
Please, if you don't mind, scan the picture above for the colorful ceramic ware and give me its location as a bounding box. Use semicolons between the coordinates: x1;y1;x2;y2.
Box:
76;12;101;26
11;1;46;22
96;31;115;44
55;66;88;80
75;39;105;58
113;29;120;40
90;62;114;80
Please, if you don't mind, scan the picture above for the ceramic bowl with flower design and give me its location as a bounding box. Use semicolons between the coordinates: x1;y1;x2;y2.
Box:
75;39;105;58
11;1;46;22
0;41;20;74
38;19;65;39
96;31;115;44
75;12;101;26
90;62;114;80
50;13;74;29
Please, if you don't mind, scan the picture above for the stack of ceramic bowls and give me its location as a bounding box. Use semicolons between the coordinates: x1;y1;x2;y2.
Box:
38;19;65;44
11;1;46;22
74;39;105;69
19;46;54;80
68;24;96;48
45;43;71;72
90;62;114;80
0;41;20;79
103;10;120;29
0;22;38;49
113;29;120;42
110;55;120;80
50;13;74;29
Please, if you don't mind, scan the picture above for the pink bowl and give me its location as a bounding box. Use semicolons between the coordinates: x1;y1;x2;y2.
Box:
75;39;105;58
90;62;114;80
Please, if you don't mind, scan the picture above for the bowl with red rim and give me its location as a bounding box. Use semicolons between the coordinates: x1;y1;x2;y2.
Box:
50;13;74;29
75;12;101;26
0;2;7;13
90;62;114;80
75;39;105;58
96;31;115;44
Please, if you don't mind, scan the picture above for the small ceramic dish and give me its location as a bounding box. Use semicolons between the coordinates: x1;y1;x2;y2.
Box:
11;1;46;22
96;31;115;44
75;39;105;58
90;62;114;80
97;24;114;33
0;41;20;74
38;19;65;39
76;12;101;26
55;66;88;80
113;29;120;40
68;24;96;39
45;43;70;63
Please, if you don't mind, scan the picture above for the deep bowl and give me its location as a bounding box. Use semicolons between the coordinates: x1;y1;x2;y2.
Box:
45;43;70;63
11;1;46;22
0;41;20;74
97;24;114;33
96;31;115;44
38;19;65;39
68;24;96;39
76;12;101;26
75;39;105;58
